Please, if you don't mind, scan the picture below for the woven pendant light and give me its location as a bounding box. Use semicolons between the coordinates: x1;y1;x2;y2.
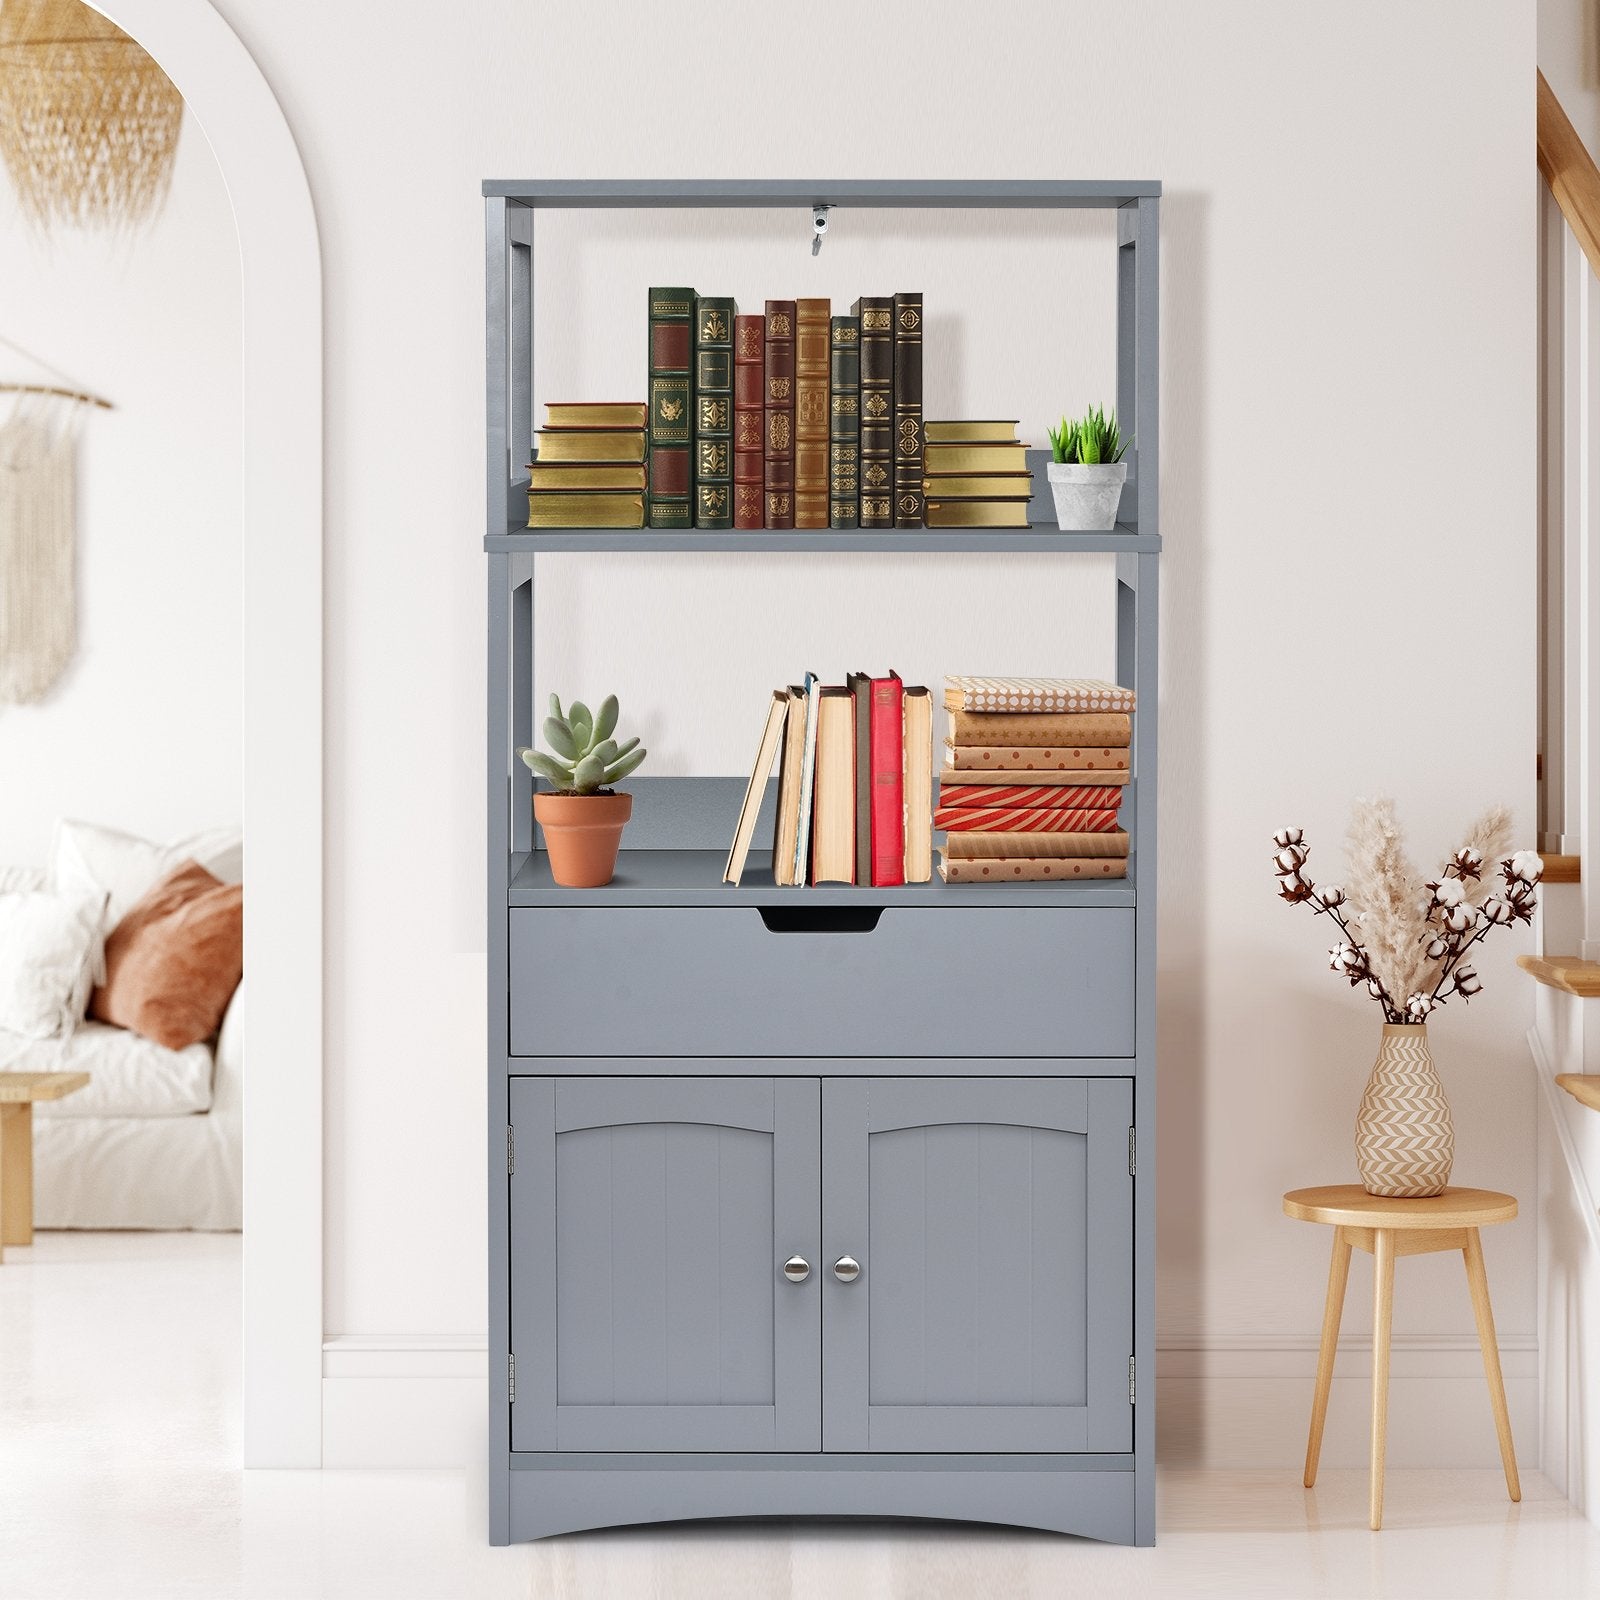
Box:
0;0;182;231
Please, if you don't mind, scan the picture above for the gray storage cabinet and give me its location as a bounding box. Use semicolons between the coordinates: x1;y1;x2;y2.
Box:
485;179;1160;1545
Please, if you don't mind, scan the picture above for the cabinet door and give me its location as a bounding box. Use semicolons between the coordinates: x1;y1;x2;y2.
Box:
509;1077;821;1452
822;1077;1133;1453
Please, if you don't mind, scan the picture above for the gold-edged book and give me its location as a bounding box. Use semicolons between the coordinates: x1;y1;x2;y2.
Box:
544;402;648;430
533;429;646;464
925;420;1020;444
919;474;1032;499
922;443;1030;472
925;500;1032;528
527;492;644;529
528;463;646;491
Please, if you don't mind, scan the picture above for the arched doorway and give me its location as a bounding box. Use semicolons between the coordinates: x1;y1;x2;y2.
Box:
86;0;324;1468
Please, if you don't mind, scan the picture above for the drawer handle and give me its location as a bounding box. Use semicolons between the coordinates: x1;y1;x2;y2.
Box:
833;1255;861;1284
782;1255;811;1284
758;906;884;934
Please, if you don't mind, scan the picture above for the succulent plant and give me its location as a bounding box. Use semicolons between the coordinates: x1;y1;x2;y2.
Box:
1048;405;1127;465
517;694;647;795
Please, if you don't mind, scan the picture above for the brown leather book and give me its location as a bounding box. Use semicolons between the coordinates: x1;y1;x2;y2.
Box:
764;300;796;530
733;314;765;530
794;297;830;528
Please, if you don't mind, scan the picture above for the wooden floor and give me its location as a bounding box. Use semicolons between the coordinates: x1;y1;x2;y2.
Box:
2;1232;1598;1599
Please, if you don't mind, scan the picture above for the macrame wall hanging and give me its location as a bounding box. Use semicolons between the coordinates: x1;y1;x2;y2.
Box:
0;335;112;705
0;0;183;232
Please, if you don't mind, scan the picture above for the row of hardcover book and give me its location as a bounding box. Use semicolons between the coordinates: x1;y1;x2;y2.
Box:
724;672;932;886
648;291;926;531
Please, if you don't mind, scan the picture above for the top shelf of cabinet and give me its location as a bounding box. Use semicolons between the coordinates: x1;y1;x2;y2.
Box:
485;523;1161;556
482;179;1162;209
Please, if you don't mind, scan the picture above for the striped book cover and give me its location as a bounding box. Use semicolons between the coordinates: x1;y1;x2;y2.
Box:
936;782;1128;811
944;677;1136;715
933;805;1123;833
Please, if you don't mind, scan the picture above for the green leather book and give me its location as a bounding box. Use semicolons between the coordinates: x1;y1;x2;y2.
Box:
852;296;893;529
893;292;924;527
693;296;736;528
829;316;860;529
647;286;695;528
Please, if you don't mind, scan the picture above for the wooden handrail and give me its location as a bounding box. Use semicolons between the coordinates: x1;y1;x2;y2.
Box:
1539;70;1600;281
1541;852;1581;884
1519;953;1600;996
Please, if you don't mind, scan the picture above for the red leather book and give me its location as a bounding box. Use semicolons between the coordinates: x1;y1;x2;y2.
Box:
764;300;796;530
733;314;765;530
870;671;905;887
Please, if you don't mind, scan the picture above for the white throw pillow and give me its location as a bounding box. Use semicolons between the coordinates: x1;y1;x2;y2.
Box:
50;819;243;931
0;888;103;1040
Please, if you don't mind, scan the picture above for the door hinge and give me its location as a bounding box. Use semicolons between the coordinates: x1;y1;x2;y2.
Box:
1129;1355;1137;1406
508;1351;516;1404
507;1125;515;1175
1128;1126;1136;1177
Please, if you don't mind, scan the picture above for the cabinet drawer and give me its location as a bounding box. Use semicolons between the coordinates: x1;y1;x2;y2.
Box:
509;906;1134;1058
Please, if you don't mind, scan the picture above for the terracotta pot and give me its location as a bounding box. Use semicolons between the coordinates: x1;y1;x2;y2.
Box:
1355;1022;1455;1198
534;791;633;888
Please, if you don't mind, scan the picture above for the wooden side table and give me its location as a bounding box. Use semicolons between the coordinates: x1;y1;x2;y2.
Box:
0;1072;89;1262
1283;1184;1521;1530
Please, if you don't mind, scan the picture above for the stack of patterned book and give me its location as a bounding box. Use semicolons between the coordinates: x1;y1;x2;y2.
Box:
724;670;934;887
527;402;647;528
935;675;1135;882
922;422;1033;528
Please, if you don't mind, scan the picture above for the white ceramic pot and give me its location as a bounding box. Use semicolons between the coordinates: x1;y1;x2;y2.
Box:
1047;460;1129;531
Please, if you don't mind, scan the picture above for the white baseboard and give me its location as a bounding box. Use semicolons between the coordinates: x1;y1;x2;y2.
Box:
1157;1336;1537;1470
321;1338;487;1468
322;1335;1538;1471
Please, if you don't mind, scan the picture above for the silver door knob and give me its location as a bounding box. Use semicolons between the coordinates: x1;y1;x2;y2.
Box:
782;1255;810;1283
833;1255;861;1283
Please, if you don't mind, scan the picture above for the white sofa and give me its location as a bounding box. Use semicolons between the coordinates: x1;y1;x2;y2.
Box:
3;984;243;1231
0;847;243;1232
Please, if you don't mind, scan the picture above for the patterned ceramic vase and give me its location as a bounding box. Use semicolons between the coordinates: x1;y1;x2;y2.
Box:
1355;1023;1455;1198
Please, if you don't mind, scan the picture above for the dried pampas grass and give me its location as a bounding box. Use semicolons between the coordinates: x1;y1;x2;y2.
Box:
1342;797;1513;1002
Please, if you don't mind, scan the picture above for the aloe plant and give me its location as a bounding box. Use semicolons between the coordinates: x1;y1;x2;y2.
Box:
1048;405;1127;465
517;694;647;795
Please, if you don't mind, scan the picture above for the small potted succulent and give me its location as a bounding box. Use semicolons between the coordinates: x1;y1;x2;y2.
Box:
517;694;647;888
1046;405;1129;531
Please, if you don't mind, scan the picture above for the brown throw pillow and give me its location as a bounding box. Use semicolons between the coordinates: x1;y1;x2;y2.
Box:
91;860;243;1051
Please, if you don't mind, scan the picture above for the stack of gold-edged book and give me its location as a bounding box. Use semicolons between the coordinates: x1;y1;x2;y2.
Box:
922;421;1033;528
527;402;647;528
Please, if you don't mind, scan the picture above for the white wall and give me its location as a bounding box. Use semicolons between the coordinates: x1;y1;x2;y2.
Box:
0;118;241;862
208;0;1538;1466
